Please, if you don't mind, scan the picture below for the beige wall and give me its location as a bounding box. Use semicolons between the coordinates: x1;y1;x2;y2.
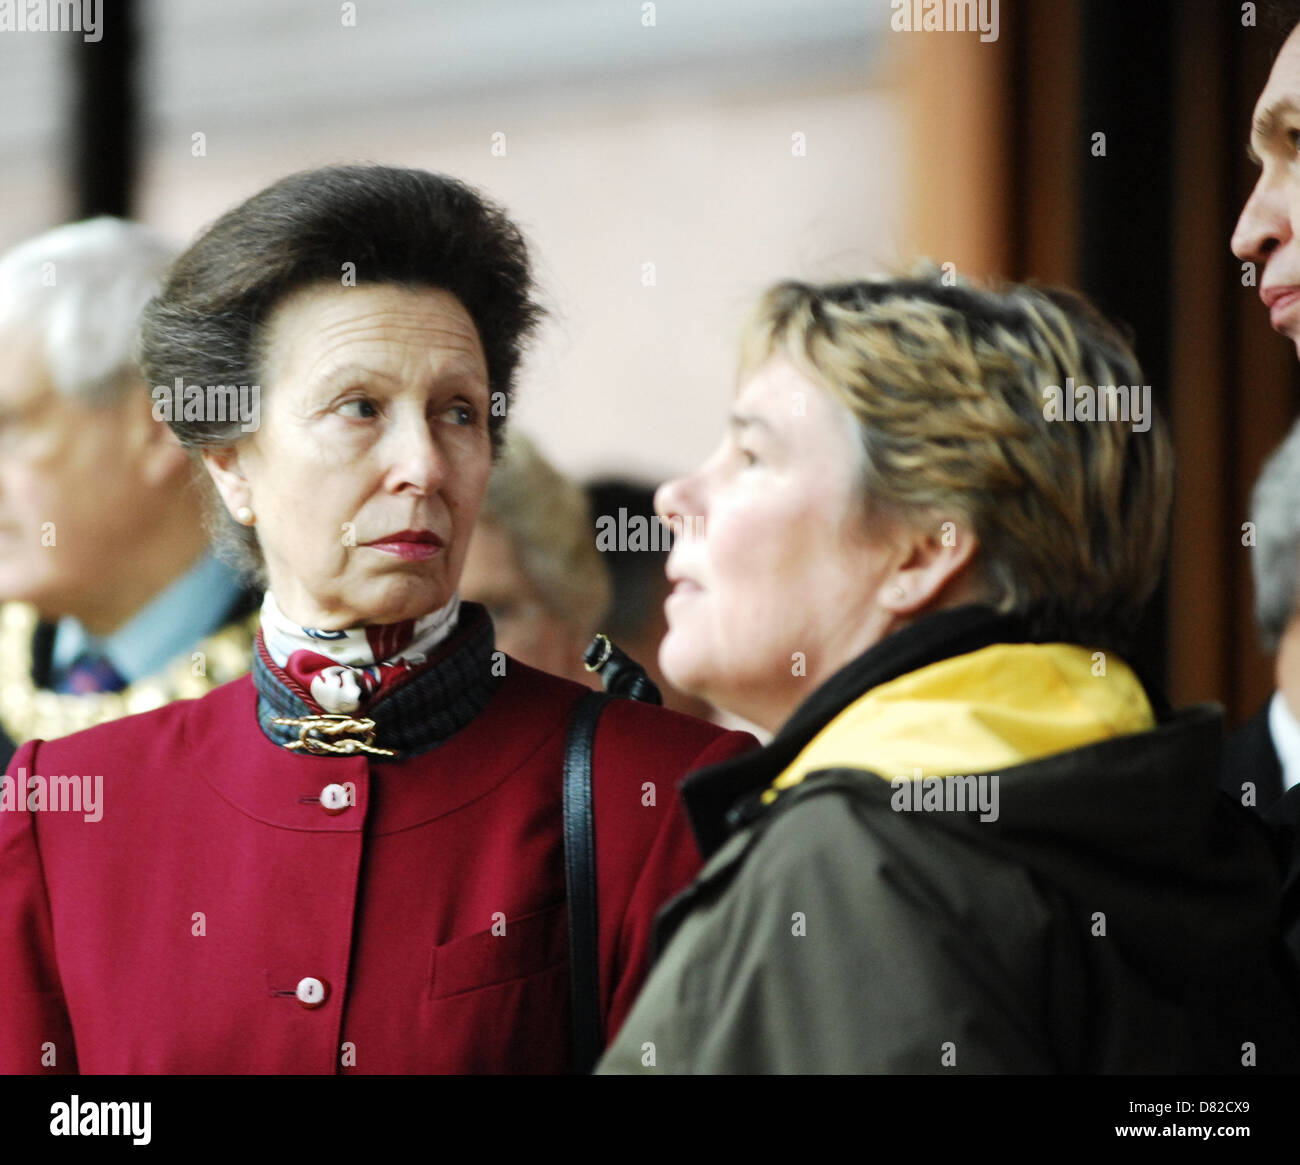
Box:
1;2;925;489
135;81;905;485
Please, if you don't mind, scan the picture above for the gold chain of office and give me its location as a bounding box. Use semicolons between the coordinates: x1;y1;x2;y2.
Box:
0;602;259;747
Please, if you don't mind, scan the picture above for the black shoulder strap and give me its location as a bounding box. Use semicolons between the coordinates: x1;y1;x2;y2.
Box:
563;688;609;1074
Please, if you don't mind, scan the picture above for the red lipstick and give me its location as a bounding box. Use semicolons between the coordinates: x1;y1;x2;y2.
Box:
363;529;444;561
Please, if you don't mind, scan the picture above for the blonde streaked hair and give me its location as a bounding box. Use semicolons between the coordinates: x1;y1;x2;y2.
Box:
480;432;611;634
738;266;1174;649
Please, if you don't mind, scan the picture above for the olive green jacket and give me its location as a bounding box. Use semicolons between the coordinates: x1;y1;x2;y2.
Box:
597;607;1300;1074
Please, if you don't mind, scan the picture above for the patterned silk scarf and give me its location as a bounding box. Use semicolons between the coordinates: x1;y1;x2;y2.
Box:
259;591;462;714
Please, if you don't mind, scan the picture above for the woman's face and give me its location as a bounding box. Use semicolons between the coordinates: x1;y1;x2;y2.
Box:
205;282;493;628
655;355;903;733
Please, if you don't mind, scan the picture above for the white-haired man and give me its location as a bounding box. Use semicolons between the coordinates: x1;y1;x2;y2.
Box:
0;218;258;768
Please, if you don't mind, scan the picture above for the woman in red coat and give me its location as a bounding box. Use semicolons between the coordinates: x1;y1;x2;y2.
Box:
0;165;753;1075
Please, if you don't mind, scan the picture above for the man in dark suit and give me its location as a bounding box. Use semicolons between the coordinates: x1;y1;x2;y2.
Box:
1231;16;1300;964
1221;418;1300;815
0;218;258;768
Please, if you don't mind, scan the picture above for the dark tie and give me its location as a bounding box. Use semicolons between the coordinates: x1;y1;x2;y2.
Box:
56;651;128;694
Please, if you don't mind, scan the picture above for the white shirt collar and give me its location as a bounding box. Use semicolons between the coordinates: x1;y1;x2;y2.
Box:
1267;690;1300;794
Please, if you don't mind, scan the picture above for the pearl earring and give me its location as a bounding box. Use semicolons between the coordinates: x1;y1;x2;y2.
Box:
235;506;255;525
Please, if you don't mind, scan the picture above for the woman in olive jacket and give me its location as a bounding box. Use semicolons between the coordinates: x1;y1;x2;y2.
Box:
599;273;1300;1074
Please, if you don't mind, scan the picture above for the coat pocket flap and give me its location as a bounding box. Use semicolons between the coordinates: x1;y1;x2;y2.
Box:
431;900;568;999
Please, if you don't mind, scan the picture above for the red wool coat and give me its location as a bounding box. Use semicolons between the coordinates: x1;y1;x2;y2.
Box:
0;650;753;1074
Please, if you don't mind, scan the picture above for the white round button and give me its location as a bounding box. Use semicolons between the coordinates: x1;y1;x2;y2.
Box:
295;977;328;1008
319;784;351;814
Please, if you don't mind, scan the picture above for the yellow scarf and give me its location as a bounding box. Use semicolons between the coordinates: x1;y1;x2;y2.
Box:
766;641;1155;803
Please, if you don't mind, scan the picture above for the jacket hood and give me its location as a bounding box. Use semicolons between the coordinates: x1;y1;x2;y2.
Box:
769;638;1155;798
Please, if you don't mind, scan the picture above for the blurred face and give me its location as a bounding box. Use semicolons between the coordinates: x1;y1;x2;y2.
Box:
655;355;900;732
0;327;161;618
460;518;591;682
1233;26;1300;352
205;283;492;628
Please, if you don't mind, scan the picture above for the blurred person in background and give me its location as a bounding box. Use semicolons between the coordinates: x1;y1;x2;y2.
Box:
460;432;608;688
0;218;259;770
586;477;719;721
599;271;1299;1073
1222;418;1300;814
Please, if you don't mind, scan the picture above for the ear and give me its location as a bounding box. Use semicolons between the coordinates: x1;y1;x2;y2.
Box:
200;441;253;520
118;379;192;488
876;517;979;616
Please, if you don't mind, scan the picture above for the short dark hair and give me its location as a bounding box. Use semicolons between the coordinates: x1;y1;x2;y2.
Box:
139;163;544;580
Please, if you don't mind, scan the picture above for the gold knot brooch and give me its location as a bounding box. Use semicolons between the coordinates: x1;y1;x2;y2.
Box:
271;713;397;757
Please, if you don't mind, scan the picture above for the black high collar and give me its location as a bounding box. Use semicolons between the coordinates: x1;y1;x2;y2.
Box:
681;605;1056;858
252;600;500;760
